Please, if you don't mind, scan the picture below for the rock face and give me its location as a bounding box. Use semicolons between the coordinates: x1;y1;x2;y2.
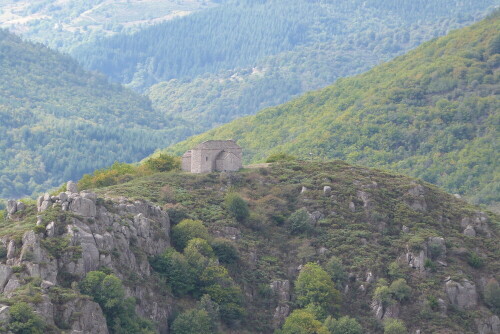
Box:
445;278;477;310
270;280;290;327
371;299;400;320
6;200;17;215
406;237;447;272
477;315;500;334
461;212;491;237
1;190;172;333
405;184;427;211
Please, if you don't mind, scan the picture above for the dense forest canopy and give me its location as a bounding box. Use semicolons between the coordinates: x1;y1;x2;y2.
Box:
0;30;190;199
166;14;500;209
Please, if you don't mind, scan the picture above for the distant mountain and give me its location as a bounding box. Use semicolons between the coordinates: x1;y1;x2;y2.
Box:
0;0;224;52
166;14;500;208
0;30;190;199
73;0;498;132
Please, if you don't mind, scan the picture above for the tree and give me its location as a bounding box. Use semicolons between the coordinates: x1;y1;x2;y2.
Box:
389;279;412;302
279;309;329;334
383;319;407;334
324;256;348;290
324;316;363;334
288;208;311;234
211;238;239;264
7;302;45;334
149;248;196;296
144;153;180;172
224;193;249;222
171;219;210;250
171;309;214;334
295;263;341;319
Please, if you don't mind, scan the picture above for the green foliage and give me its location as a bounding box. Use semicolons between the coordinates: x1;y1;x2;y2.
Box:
211;238;239;264
266;153;297;163
383;319;408;334
79;270;154;333
149;248;196;296
389;279;412;302
78;162;137;190
288;208;311;235
197;294;221;331
171;309;214;334
0;29;182;199
467;251;485;268
387;261;405;280
7;302;45;334
144;154;180;172
171;219;210;251
295;263;341;319
224;193;249;222
167;16;500;208
324;316;363;334
0;245;7;260
278;309;329;334
324;256;348;290
373;285;394;307
484;278;500;312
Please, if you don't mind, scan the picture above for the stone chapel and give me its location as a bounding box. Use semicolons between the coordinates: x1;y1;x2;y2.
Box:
181;140;243;173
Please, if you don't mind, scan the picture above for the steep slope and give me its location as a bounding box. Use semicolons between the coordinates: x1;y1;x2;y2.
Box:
166;14;500;208
0;0;223;52
0;30;190;199
74;0;497;131
0;161;498;333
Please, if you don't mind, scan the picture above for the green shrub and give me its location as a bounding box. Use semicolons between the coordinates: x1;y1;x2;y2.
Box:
33;225;46;234
467;251;484;268
288;208;311;234
211;238;239;264
7;302;45;334
383;319;407;334
224;193;249;222
389;279;412;302
278;309;329;334
144;154;180;172
373;285;394;307
149;248;196;296
78;161;137;190
171;219;210;251
388;261;405;279
265;153;297;163
171;309;214;334
295;263;341;319
0;246;7;260
324;256;348;290
324;315;363;334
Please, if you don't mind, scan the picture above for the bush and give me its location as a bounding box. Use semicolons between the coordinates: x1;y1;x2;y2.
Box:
295;263;341;319
467;251;484;268
8;302;45;334
265;152;297;163
484;278;500;311
324;316;363;334
389;279;412;302
383;319;407;334
171;219;210;251
279;309;329;334
171;309;214;334
324;256;348;290
149;248;196;296
288;208;311;234
211;238;239;264
144;153;180;172
0;246;7;260
78;162;137;190
224;193;249;222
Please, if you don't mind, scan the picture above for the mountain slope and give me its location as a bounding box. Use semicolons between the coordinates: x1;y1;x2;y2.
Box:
0;30;189;199
166;14;500;207
0;0;223;52
0;161;498;333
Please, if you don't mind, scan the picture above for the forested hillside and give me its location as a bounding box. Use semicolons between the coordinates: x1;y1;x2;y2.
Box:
0;0;223;52
166;14;500;208
0;30;190;199
74;0;498;130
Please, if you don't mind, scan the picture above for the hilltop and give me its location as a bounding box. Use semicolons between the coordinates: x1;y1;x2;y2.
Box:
0;160;498;333
0;30;189;199
166;14;500;209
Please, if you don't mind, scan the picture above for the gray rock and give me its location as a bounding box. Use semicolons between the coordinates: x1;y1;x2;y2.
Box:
60;298;109;334
81;191;97;202
445;279;477;310
300;186;307;194
3;277;20;295
349;201;356;212
46;222;56;237
477;315;500;334
464;225;476;237
323;186;332;195
406;249;426;272
15;201;26;212
461;212;491;237
357;190;371;208
59;192;69;202
366;271;374;283
402;225;410;233
214;227;241;240
273;304;290;328
41;280;55;289
36;216;43;226
0;265;12;293
371;299;400;320
67;181;78;193
0;305;9;322
43;193;51;201
6;200;17;215
62;202;69;211
6;240;16;259
39;200;52;212
270;280;290;303
37;195;44;211
69;197;96;217
406;184;427;211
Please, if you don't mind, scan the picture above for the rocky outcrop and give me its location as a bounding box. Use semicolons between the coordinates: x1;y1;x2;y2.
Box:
476;315;500;334
1;189;172;333
405;237;447;272
461;212;491;237
405;184;427;212
445;278;477;310
270;280;290;327
371;299;400;320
